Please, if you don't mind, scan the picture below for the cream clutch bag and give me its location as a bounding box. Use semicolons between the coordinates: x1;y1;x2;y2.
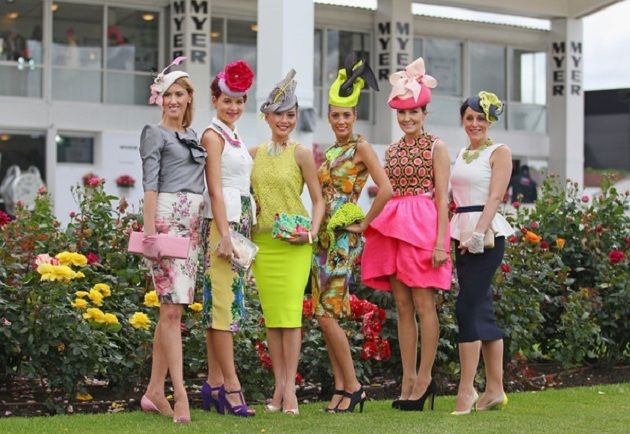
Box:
460;229;495;249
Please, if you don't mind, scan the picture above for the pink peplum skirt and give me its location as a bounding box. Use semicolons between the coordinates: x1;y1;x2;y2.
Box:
361;195;451;291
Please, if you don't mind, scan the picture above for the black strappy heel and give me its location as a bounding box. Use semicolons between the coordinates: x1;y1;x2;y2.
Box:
334;386;366;413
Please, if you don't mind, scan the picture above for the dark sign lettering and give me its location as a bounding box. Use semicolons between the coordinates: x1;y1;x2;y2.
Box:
552;39;582;97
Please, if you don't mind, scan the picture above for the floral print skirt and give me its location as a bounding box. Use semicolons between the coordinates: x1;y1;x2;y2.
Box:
201;196;253;332
149;192;204;305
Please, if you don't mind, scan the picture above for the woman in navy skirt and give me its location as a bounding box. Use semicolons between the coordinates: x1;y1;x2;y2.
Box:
449;91;515;415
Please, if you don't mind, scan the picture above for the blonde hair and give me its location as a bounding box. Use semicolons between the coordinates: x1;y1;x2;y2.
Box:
167;76;194;128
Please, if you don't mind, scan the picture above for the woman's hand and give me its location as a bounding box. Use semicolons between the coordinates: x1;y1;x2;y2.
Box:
459;232;485;254
217;234;240;260
142;234;160;260
285;231;312;245
432;248;449;268
345;222;365;234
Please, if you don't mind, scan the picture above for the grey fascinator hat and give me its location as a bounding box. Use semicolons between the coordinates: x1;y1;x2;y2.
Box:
260;69;298;114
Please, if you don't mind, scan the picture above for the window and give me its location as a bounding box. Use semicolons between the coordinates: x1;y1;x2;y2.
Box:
314;29;373;121
105;7;159;105
509;49;546;133
210;18;257;111
0;0;43;97
51;3;160;104
52;2;103;103
412;36;463;127
56;135;94;164
470;43;506;128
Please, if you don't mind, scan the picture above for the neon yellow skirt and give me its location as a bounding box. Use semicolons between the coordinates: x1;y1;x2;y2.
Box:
252;231;312;328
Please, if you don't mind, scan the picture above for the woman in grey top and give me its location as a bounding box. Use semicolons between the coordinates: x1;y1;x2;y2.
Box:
138;58;206;424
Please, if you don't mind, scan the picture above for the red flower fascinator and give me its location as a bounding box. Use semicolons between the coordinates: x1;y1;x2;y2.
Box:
217;60;254;97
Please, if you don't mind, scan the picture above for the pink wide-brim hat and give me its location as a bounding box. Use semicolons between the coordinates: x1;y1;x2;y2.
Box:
387;57;437;110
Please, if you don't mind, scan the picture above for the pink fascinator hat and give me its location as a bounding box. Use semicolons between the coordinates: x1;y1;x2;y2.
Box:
387;57;437;110
149;56;188;105
216;60;255;97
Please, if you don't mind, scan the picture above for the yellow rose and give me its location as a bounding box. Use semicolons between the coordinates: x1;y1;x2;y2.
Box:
188;302;202;312
88;288;104;306
84;307;105;323
37;263;55;281
55;251;73;266
75;291;89;298
71;298;88;309
52;265;77;281
75;271;86;279
143;291;160;308
93;283;111;297
103;313;119;325
556;238;566;249
70;253;88;266
129;312;151;330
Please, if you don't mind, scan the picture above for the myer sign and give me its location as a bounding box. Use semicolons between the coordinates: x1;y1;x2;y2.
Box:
171;0;210;64
551;41;582;96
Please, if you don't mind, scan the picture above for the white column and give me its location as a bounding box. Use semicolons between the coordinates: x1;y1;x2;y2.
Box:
170;0;212;131
548;18;584;185
373;0;413;145
256;0;315;147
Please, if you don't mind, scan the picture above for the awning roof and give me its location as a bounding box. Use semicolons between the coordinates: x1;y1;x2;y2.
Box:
414;0;622;19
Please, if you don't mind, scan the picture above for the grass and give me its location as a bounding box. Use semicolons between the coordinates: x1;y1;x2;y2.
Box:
1;384;629;434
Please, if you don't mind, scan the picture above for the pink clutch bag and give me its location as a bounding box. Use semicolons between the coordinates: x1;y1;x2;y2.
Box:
127;231;191;259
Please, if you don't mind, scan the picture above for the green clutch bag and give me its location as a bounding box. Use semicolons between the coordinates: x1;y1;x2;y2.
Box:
272;213;312;240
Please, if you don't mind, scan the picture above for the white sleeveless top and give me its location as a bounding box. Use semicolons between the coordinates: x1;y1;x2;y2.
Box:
450;143;514;240
203;118;256;223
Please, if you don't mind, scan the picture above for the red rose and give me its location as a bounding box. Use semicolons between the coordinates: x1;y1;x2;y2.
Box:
376;339;392;361
0;211;10;226
449;201;457;213
595;224;604;233
500;263;511;273
512;201;521;209
540;240;549;250
295;373;304;384
224;60;254;93
608;250;625;264
508;235;518;244
86;252;100;264
530;221;539;229
302;298;313;318
367;185;379;198
361;341;377;360
521;227;529;235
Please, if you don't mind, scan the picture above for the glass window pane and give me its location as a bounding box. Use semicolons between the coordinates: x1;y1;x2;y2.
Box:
105;72;153;105
226;19;257;111
52;69;101;102
470;43;506;100
511;49;546;105
0;64;42;97
427;96;462;127
413;37;422;60
314;29;322;86
52;2;103;69
107;7;159;72
0;0;43;63
210;17;224;77
57;135;94;164
425;38;461;97
509;103;546;133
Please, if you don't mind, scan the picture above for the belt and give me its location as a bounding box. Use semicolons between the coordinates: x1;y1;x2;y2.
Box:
455;205;484;213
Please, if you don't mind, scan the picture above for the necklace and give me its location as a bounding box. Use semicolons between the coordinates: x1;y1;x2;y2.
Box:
463;138;492;164
267;140;288;156
212;121;241;147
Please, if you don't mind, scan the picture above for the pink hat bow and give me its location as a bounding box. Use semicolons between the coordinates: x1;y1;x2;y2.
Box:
387;57;437;104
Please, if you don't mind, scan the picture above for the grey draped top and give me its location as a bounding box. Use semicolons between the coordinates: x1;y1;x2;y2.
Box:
139;124;206;194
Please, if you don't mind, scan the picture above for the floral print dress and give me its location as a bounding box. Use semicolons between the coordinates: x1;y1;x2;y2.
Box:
311;137;368;318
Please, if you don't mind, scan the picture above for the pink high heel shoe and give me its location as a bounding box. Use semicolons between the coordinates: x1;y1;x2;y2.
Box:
140;395;161;414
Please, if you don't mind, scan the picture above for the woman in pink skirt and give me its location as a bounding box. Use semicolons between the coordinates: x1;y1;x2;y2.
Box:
362;57;451;411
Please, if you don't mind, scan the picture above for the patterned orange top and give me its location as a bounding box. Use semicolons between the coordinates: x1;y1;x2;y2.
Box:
384;133;438;197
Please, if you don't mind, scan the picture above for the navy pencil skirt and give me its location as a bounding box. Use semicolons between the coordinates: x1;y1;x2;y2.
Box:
454;236;505;343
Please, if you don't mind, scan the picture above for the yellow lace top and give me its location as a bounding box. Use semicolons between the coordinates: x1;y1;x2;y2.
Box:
251;142;308;232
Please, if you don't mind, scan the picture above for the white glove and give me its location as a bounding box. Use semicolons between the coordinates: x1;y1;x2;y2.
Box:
463;232;485;254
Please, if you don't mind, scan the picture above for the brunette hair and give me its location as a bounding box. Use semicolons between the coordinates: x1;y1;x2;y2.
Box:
459;98;473;118
210;76;248;102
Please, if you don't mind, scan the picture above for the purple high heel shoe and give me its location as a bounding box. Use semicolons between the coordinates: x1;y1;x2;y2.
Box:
219;388;255;417
201;383;225;414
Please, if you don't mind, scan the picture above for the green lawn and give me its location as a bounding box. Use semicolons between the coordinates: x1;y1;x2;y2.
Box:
1;384;628;433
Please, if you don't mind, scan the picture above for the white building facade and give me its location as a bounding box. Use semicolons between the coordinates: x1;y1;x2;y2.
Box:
0;0;619;221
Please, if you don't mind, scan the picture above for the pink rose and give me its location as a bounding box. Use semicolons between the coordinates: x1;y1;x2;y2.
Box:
581;195;590;203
